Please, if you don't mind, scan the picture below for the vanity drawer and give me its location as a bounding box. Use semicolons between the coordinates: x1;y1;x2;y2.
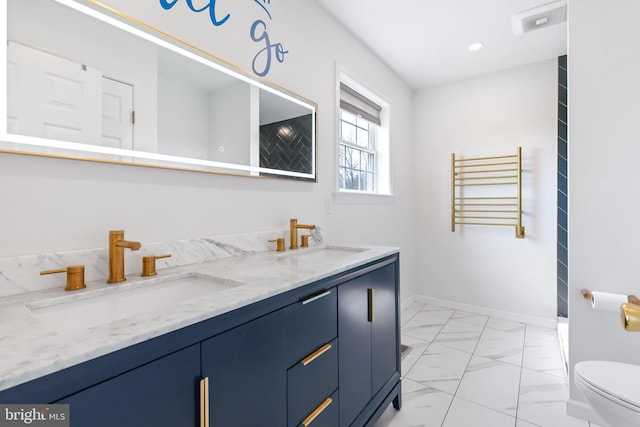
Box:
286;288;337;367
294;390;339;427
287;339;338;427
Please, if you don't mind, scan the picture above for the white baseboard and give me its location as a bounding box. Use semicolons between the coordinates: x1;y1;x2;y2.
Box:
400;295;417;312
408;294;557;329
567;398;606;426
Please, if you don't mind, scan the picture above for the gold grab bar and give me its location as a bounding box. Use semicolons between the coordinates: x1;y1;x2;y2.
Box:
455;209;518;213
455;154;517;161
455;181;518;186
455;222;519;227
455;204;518;207
455;161;518;168
451;147;525;238
456;168;519;174
456;216;518;221
455;175;519;181
456;196;517;200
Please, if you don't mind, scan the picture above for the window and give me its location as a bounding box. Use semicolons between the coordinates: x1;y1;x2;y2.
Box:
338;77;390;195
339;109;376;191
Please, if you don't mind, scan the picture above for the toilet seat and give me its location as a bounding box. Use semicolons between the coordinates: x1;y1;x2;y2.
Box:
575;361;640;412
576;373;640;413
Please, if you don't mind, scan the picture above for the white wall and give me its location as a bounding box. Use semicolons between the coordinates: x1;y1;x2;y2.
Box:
0;0;416;298
208;82;252;166
567;0;640;418
157;75;210;159
412;60;558;321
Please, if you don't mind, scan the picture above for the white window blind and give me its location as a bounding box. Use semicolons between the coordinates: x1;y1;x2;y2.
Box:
339;82;382;126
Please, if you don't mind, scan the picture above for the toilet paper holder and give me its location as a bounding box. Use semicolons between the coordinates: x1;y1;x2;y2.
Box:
582;289;640;331
581;289;640;305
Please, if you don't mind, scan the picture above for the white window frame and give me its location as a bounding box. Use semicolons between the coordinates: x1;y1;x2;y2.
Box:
337;71;391;196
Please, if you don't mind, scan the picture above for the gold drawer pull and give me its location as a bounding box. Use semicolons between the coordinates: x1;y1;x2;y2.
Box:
301;397;332;427
368;288;375;323
301;343;332;367
200;377;209;427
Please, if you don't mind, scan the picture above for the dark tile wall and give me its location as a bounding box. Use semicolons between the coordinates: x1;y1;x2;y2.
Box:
557;55;568;318
259;114;314;181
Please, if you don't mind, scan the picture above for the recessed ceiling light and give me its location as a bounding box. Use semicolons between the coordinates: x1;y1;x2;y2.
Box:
468;42;484;52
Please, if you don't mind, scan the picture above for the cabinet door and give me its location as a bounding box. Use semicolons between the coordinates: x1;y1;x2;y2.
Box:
338;274;372;427
201;309;286;427
58;344;200;427
371;263;398;395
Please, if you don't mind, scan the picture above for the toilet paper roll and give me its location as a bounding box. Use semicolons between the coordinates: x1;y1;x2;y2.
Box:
590;291;628;312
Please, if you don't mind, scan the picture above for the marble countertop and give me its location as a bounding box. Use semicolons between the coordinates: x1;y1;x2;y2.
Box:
0;244;399;392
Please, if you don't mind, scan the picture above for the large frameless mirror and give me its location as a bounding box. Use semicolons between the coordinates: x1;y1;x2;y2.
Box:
0;0;317;181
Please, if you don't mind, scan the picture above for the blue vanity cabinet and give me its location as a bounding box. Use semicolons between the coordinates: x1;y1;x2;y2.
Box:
0;253;400;427
285;289;339;427
56;344;201;427
338;260;400;427
201;309;287;427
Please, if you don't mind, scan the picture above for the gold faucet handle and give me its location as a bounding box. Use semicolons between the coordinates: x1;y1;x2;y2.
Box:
141;254;172;277
268;238;285;252
301;235;310;248
41;265;86;291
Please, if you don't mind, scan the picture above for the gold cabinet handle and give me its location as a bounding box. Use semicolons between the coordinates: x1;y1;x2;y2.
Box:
368;288;375;323
300;343;332;366
301;397;332;427
200;377;209;427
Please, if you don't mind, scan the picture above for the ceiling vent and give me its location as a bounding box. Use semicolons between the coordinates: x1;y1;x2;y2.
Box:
513;0;567;34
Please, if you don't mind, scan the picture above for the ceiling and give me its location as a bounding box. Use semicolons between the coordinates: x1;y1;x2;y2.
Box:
314;0;567;89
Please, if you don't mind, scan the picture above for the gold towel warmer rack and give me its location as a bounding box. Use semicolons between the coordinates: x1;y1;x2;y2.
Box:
451;147;525;238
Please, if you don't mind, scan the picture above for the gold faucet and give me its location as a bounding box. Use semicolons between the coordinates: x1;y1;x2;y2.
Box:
290;219;315;250
108;230;141;283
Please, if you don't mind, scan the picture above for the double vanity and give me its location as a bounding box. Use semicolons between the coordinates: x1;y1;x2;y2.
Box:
0;231;401;427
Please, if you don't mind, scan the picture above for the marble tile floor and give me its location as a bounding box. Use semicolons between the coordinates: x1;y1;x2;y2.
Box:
374;302;602;427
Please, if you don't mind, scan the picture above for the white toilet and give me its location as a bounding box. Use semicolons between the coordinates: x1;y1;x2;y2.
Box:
574;361;640;427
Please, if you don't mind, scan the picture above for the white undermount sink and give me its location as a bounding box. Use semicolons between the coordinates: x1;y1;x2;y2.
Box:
277;245;369;261
27;273;245;334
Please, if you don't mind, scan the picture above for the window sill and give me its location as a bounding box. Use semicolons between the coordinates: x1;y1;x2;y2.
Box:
333;191;395;205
